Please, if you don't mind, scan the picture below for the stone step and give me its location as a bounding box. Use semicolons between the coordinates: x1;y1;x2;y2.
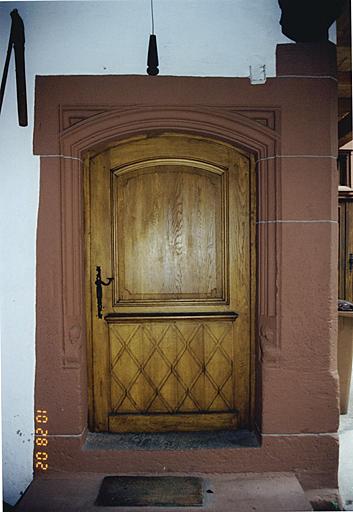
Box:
15;472;313;512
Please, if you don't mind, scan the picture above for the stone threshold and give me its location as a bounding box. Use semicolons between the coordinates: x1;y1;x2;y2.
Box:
82;428;259;451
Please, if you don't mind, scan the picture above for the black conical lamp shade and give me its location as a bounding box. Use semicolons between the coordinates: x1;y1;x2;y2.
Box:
147;34;159;76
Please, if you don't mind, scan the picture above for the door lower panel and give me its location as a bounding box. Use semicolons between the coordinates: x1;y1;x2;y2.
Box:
108;317;238;423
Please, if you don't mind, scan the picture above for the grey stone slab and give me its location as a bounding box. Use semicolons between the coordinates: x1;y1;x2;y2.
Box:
83;429;259;451
15;472;312;512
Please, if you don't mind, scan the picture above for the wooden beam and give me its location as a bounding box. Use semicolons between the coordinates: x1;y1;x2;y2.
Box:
339;112;352;147
339;97;352;117
337;46;352;71
337;0;351;46
338;71;352;84
339;84;353;98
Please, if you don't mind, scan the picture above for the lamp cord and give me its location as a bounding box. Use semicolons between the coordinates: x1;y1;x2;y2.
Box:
150;0;155;34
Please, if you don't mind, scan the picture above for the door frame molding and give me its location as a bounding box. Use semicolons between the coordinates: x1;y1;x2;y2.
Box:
36;101;281;437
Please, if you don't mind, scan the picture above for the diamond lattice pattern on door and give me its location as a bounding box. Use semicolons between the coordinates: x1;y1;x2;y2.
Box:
109;321;235;414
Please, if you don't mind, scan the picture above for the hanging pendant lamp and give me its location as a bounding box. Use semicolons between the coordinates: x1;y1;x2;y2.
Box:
147;0;159;75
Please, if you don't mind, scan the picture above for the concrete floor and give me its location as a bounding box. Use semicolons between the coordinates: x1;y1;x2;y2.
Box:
14;472;312;512
7;379;353;511
339;377;353;511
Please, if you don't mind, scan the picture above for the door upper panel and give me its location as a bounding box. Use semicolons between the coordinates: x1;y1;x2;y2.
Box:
112;161;227;305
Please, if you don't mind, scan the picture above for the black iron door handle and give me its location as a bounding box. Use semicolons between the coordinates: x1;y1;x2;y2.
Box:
95;266;114;319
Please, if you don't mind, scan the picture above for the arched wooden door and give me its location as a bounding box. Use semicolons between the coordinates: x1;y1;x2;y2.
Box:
85;134;255;432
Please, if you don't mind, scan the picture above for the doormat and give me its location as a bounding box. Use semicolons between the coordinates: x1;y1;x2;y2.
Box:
95;475;204;507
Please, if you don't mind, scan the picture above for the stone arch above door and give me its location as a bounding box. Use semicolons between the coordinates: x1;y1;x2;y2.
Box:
55;106;281;371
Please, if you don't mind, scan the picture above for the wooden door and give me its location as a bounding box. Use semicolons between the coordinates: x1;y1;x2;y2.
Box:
85;134;255;433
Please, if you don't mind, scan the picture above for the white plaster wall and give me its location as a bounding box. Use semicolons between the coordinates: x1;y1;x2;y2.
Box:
0;0;292;505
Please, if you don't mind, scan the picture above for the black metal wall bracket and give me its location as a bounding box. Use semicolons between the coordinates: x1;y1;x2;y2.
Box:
0;9;28;126
95;266;114;319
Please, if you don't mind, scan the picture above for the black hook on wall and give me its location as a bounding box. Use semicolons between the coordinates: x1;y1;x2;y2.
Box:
0;9;28;127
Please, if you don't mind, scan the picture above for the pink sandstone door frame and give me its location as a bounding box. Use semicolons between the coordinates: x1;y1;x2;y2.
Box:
35;100;280;434
59;105;280;428
34;46;339;488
